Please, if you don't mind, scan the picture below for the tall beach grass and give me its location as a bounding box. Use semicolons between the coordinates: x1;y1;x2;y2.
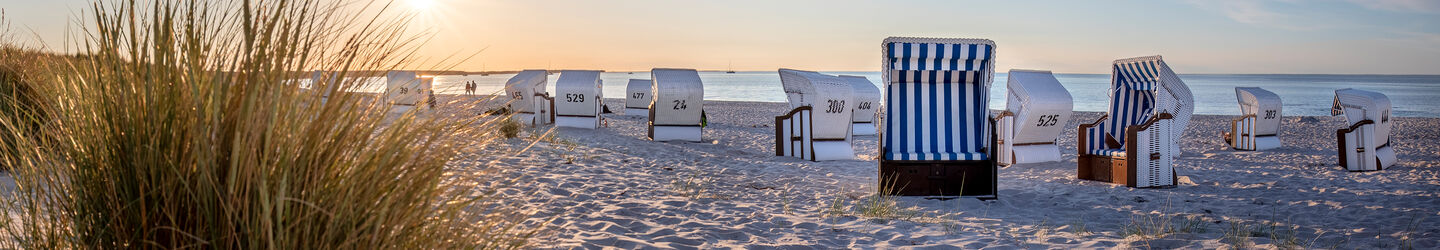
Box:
0;0;535;248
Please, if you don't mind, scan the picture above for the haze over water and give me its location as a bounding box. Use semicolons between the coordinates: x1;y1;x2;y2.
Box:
383;72;1437;118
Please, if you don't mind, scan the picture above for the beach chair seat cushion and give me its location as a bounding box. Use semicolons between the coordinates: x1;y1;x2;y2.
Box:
1092;149;1126;157
885;152;989;161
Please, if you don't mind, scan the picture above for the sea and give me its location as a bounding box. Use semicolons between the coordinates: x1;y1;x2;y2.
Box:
345;72;1440;118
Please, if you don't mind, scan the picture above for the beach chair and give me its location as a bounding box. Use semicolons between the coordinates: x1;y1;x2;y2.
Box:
1332;88;1396;171
648;68;705;142
625;79;652;116
504;70;553;126
775;69;856;161
877;37;998;198
995;69;1073;166
1226;87;1283;151
311;70;337;101
554;70;605;129
841;75;882;136
1077;56;1193;188
385;71;433;112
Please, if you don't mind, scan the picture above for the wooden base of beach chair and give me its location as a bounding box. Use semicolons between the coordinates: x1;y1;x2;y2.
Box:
1077;154;1177;188
879;160;997;199
1077;155;1131;186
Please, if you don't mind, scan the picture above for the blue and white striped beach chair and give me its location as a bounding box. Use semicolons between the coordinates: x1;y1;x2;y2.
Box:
1227;87;1283;151
877;37;998;198
1332;88;1396;171
775;69;856;161
1077;56;1193;188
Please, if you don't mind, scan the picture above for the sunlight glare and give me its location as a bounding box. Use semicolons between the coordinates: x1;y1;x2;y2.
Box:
408;0;436;12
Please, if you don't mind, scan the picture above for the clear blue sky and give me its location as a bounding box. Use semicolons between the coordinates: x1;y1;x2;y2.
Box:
4;0;1438;74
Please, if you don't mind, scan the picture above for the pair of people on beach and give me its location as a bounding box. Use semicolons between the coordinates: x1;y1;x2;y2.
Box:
463;81;477;95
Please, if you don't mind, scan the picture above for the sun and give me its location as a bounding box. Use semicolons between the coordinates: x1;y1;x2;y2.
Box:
408;0;437;11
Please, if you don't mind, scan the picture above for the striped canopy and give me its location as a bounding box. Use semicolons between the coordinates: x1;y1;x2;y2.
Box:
1113;60;1163;90
880;37;995;161
885;40;994;72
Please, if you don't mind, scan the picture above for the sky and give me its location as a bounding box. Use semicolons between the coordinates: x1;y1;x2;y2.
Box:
3;0;1439;74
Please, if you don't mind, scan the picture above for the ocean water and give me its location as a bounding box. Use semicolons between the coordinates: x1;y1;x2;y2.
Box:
364;71;1440;118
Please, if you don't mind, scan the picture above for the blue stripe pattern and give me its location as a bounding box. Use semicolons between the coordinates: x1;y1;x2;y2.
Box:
1086;59;1162;155
883;41;995;161
885;42;993;71
1114;61;1161;90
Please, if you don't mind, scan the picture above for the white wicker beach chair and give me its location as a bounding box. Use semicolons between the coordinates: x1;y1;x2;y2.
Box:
554;70;605;129
625;79;652;116
995;69;1073;166
775;69;856;161
840;75;882;136
1227;87;1283;151
385;71;433;111
1077;56;1193;188
648;68;705;142
1332;88;1397;171
504;70;552;126
877;37;998;198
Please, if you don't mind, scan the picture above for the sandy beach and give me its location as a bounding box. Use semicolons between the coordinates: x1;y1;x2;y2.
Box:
443;95;1437;249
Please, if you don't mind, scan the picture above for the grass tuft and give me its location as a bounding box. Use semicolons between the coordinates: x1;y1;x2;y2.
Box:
1067;217;1093;237
0;0;537;248
499;117;522;139
670;169;725;200
1222;220;1256;248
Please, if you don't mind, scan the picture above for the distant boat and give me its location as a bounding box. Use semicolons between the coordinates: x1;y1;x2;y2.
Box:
627;72;634;75
726;61;736;74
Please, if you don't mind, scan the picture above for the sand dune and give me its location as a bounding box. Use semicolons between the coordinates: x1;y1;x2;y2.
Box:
444;96;1437;249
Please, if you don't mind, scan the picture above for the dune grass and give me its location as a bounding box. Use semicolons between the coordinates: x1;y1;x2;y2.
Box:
0;0;537;248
